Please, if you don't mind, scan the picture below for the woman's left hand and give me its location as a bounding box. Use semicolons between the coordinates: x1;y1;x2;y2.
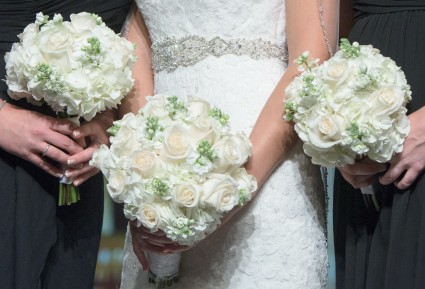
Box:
64;110;116;186
380;106;425;189
129;221;191;270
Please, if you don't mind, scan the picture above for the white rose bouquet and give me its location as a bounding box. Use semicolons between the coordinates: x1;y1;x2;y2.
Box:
90;94;257;287
4;12;136;205
284;39;411;210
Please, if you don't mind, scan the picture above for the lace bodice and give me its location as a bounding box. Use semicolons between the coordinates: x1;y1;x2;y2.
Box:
120;1;328;288
135;0;286;44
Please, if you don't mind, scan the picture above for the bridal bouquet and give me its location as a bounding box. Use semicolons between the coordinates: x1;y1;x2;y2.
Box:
91;94;257;287
5;12;136;205
284;39;411;209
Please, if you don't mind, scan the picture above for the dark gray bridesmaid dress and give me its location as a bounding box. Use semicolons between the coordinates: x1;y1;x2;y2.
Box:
334;1;425;288
0;1;130;288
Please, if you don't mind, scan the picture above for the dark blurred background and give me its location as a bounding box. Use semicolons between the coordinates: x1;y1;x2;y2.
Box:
93;192;127;289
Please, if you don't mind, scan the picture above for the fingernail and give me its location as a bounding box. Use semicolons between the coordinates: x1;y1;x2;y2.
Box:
57;173;64;179
73;131;81;138
73;180;80;186
68;159;75;165
64;171;71;178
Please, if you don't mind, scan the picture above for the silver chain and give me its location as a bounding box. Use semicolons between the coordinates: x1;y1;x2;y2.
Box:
319;0;334;57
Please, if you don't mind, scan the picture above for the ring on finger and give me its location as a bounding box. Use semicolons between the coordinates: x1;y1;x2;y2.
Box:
41;143;51;157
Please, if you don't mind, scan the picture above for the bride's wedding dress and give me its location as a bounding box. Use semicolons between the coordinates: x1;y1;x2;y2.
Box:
120;1;328;288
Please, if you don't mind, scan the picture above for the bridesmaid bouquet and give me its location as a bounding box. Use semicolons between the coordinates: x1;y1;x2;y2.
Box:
91;94;257;287
284;39;411;209
4;12;136;205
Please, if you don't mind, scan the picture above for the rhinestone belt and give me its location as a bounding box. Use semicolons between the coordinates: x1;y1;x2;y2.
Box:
152;36;288;72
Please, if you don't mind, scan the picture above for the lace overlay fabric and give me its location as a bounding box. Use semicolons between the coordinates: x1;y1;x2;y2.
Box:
121;1;328;288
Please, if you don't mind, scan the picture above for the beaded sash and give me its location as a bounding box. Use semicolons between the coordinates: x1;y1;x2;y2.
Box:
152;36;288;72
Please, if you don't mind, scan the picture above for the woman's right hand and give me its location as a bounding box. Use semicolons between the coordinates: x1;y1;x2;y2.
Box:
0;102;84;177
337;158;387;189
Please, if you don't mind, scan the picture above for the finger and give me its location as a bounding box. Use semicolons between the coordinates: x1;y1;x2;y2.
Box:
395;168;418;190
50;118;80;135
131;234;149;271
355;176;376;189
71;168;99;186
73;122;109;145
339;170;375;189
40;143;74;166
28;153;63;178
131;233;167;254
47;132;84;155
68;146;100;166
143;235;175;245
339;162;387;176
129;222;167;237
379;163;407;185
163;244;191;253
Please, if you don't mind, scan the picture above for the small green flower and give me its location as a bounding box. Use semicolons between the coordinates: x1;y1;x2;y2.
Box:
151;178;170;198
35;12;49;26
239;189;250;206
166;95;187;117
340;38;360;58
284;101;297;121
81;37;101;66
209;108;229;125
145;116;160;140
91;13;103;25
36;63;63;93
107;124;121;136
197;140;217;163
346;122;366;141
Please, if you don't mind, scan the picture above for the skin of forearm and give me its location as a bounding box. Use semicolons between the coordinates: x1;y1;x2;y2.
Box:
246;65;300;190
118;11;154;118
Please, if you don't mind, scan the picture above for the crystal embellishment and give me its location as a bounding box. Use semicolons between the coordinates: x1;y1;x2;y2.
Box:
152;36;288;72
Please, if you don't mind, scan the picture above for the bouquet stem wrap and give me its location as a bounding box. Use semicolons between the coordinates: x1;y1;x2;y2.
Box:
146;252;181;288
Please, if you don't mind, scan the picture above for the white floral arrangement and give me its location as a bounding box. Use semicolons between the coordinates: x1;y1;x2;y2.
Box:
284;39;411;167
5;12;136;121
91;94;257;246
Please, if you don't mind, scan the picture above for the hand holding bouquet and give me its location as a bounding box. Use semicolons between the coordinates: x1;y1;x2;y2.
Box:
284;39;412;210
91;94;257;287
5;12;136;205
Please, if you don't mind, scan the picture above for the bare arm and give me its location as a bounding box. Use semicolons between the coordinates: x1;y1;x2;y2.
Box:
118;10;154;117
247;0;340;190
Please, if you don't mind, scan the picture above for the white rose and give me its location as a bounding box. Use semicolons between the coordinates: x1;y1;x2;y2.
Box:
172;184;200;208
189;116;218;144
304;111;345;149
188;96;211;117
143;94;169;119
138;202;179;231
322;58;351;86
111;126;139;157
138;203;161;230
70;12;98;32
213;132;252;173
106;170;128;202
161;125;192;161
131;150;159;177
367;85;406;116
201;175;239;212
36;23;74;72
